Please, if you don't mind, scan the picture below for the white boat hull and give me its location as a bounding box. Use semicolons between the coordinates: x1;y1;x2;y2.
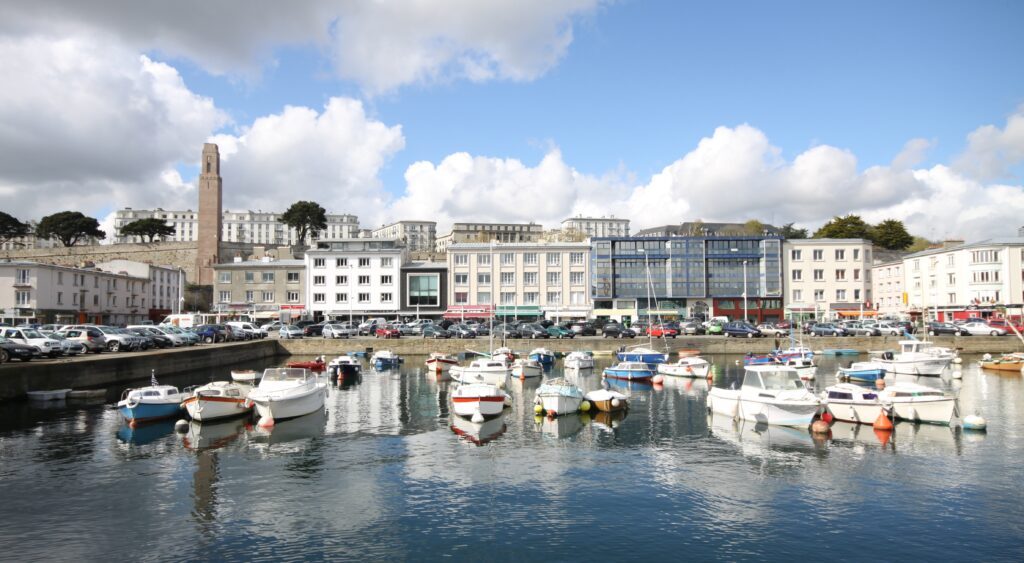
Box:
889;399;956;425
426;358;458;373
452;396;505;419
826;400;883;424
512;362;543;378
708;388;818;426
251;384;326;421
658;362;709;378
538;394;582;416
451;368;509;387
564;358;595;370
876;357;950;376
708;388;741;418
183;396;251;422
230;370;258;383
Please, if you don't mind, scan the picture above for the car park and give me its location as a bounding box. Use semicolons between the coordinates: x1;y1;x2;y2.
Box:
648;324;678;338
723;321;763;338
448;324;477;339
809;323;848;337
841;321;881;336
959;322;1006;336
518;323;550;339
926;322;966;336
0;336;37;362
2;327;64;357
985;319;1024;335
279;325;303;339
756;323;788;337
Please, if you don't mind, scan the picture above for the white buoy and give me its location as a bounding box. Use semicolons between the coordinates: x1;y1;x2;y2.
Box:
953;357;962;365
174;419;189;432
611;398;621;408
963;414;987;431
952;370;963;379
471;412;485;423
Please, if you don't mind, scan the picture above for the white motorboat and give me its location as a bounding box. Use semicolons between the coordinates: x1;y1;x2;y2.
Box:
491;346;516;363
877;382;957;425
246;368;327;422
26;389;71;401
512;358;543;379
873;340;951;376
822;383;883;424
425;352;459;373
451;383;507;421
584;388;628;412
657;357;710;378
230;370;258;384
451;358;511;387
563;351;595;370
707;366;820;427
535;378;584;416
181;381;252;422
780;356;817;381
327;355;361;378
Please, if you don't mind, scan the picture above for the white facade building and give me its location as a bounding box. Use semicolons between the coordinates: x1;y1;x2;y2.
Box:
871;260;905;317
435;222;544;253
0;261;151;325
560;216;630;238
446;242;592;321
113;207;360;245
304;239;408;321
783;239;874;320
371;221;437;252
95;260;185;316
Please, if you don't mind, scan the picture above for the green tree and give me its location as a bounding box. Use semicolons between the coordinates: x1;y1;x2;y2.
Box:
119;218;176;243
779;222;808;239
870;219;915;250
905;236;934;253
0;211;30;246
281;201;327;244
742;219;765;235
35;211;105;247
813;214;872;240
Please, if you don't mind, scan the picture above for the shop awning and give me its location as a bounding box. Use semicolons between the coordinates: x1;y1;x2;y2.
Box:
443;305;494;319
837;310;878;317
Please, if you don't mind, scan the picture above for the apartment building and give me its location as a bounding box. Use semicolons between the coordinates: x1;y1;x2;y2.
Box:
434;222;543;253
560;216;630;238
371;221;437;252
872;260;905;317
304;239;408;321
95;260;185;320
113;207;360;245
783;239;874;321
0;261;151;325
591;235;784;323
445;242;592;321
213;258;306;322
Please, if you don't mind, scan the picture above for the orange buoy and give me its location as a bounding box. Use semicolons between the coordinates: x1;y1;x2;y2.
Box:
547;409;557;418
873;428;893;446
873;410;893;430
821;411;834;424
257;416;276;428
811;420;831;434
875;378;886;390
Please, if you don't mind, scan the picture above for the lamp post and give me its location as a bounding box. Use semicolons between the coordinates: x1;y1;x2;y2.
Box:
639;248;649;324
742;260;749;323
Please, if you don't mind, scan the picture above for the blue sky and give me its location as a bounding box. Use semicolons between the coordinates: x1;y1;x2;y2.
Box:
2;0;1023;238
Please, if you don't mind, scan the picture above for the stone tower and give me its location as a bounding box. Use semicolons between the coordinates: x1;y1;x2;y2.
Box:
196;143;222;285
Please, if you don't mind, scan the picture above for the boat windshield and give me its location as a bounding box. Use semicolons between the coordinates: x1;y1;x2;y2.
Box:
261;368;308;382
756;369;804;391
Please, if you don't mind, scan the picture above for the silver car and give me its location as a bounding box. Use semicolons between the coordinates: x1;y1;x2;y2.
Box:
323;322;357;339
57;327;107;353
959;322;1007;336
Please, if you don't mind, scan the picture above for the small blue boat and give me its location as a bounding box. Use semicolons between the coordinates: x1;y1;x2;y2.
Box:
528;347;556;368
117;384;184;423
823;348;860;356
838;361;886;382
615;346;668;365
371;350;403;370
603;361;656;381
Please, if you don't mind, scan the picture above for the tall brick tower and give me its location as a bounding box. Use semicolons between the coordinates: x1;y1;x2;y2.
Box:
196;143;222;285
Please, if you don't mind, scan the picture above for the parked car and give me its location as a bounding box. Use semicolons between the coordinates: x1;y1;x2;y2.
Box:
809;323;848;337
873;322;906;336
127;329;157;350
260;320;284;333
841;321;881;336
648;324;679;338
49;333;86;356
138;326;178;347
985;319;1024;335
422;325;451;339
959;322;1006;336
405;319;435;334
518;323;550;339
302;322;326;337
952;317;986;326
723;321;763;338
775;320;792;330
680;321;706;335
471;323;490;337
57;327;107;353
756;323;788;337
926;322;966;336
193;324;228;344
228;321;265;339
323;322;358;339
546;325;575;339
601;322;635;338
493;324;520;340
0;336;37;362
375;325;401;339
294;320;318;330
569;322;597;336
630;322;650;336
448;324;477;339
279;325;304;339
2;327;64;357
358;317;387;336
168;325;200;345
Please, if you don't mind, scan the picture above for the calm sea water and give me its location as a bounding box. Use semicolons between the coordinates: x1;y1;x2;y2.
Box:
0;352;1022;561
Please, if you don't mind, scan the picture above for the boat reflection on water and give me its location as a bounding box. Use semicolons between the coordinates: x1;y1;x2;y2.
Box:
116;419;176;446
335;371;362;389
182;417;249;452
249;408;327;448
591;409;628;432
707;413;818;461
450;414;507;446
890;421;968;455
604;377;654;393
537;412;588;439
659;374;710;398
828;421;897;451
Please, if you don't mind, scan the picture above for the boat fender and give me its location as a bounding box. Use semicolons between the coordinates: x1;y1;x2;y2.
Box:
962;414;987;431
547;409;557;418
875;379;886;390
652;374;665;384
611;398;621;408
174;419;189;432
820;411;834;424
982;353;992;362
579;401;591;412
534;404;544;414
243;399;254;409
952;370;962;379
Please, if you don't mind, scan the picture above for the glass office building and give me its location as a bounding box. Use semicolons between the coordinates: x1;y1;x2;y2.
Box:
591;236;784;323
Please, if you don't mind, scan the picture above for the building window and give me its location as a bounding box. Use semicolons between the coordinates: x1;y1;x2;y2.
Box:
381;293;393;303
245;290;255;302
546;272;561;285
263;291;274;302
546;291;561;305
454;292;468;304
15;269;30;284
261;272;274;283
836;289;847;301
791;249;802;261
524;292;538;304
245;271;255;283
947;254;955;266
455;274;468;285
948;273;955;285
314;258;325;268
409;274;439;306
813;269;824;281
336;293;348;303
853;269;860;281
812;250;823;261
570;291;586;305
358;293;370;303
287;272;300;283
792;270;802;281
570;252;585;265
381;257;393;267
56;292;63;305
948;293;957;304
524;253;537;265
854;289;861;301
454;254;468;265
477;273;491;285
93;295;99;305
314;275;326;286
313;293;325;304
501;272;515;286
814;289;824;301
358;275;370;285
835;249;845;260
835;269;846;281
218;272;231;284
287;291;299;303
381;275;393;285
792;289;802;302
336;258;348;267
218;291;230;303
477;254;491;266
477;291;492;304
546;253;561;266
501;292;516;305
501;253;515;265
524;272;538;286
358;258;370;267
853;249;860;260
336;275;348;285
570;272;584;285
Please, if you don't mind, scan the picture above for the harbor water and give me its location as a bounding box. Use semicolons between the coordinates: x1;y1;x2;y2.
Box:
0;354;1021;561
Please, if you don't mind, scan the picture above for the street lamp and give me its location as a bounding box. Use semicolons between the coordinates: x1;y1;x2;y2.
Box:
742;260;749;323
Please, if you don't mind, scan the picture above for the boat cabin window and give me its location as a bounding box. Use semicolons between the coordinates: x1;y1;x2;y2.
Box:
227;389;239;397
758;370;804;391
206;390;222;396
863;393;877;400
828;391;853;400
143;391;160;397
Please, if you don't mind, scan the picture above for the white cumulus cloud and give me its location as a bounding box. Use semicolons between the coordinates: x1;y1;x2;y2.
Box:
954;106;1024;181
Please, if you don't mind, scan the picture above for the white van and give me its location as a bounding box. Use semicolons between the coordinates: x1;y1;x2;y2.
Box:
227;321;264;339
160;313;203;329
358;317;388;336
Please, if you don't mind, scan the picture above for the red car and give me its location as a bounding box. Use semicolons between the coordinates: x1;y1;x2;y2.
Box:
986;319;1024;335
649;324;679;338
375;326;401;339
